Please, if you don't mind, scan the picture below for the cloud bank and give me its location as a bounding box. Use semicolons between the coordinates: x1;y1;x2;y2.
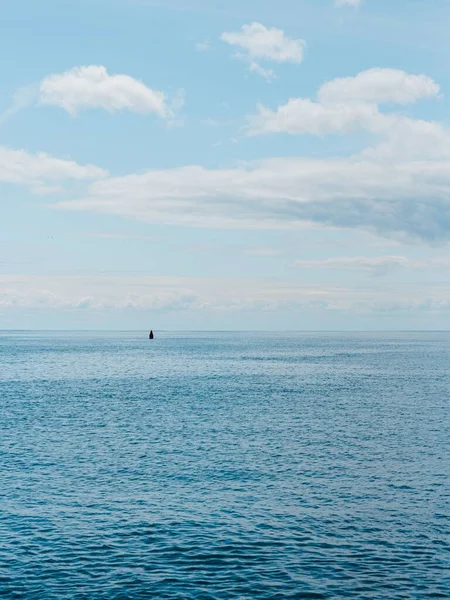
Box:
53;152;450;242
2;274;450;316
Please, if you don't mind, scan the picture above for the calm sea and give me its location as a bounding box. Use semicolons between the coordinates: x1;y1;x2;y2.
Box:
0;331;449;599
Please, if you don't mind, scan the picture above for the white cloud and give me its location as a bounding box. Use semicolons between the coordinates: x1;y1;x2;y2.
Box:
248;99;384;136
39;65;174;118
360;117;450;162
248;68;441;137
2;66;182;123
335;0;361;7
221;22;305;79
221;22;305;63
318;68;440;106
0;146;107;190
248;102;450;162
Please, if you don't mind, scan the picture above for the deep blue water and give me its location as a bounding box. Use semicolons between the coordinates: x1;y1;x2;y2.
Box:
0;331;449;599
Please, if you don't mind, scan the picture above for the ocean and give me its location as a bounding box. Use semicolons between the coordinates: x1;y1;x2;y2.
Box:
0;331;449;599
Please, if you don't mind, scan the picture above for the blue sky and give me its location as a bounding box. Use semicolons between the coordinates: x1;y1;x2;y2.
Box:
2;0;450;330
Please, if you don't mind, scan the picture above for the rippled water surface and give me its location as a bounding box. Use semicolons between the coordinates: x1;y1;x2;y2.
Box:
1;331;449;599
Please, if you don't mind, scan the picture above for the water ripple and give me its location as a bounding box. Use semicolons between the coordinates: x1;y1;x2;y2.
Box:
0;331;449;599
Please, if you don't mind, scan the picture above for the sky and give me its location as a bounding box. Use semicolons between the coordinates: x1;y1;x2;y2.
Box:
2;0;450;330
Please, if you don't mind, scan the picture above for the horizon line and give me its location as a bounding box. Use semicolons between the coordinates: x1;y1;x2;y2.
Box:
1;329;450;333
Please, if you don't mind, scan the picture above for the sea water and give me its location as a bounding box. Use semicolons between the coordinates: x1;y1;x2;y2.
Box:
0;331;449;599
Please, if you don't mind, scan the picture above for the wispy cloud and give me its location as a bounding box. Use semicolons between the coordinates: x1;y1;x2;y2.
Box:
245;247;282;258
0;85;38;125
196;39;211;52
295;256;450;273
249;62;276;82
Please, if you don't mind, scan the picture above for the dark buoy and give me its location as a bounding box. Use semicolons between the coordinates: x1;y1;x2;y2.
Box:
149;330;154;340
